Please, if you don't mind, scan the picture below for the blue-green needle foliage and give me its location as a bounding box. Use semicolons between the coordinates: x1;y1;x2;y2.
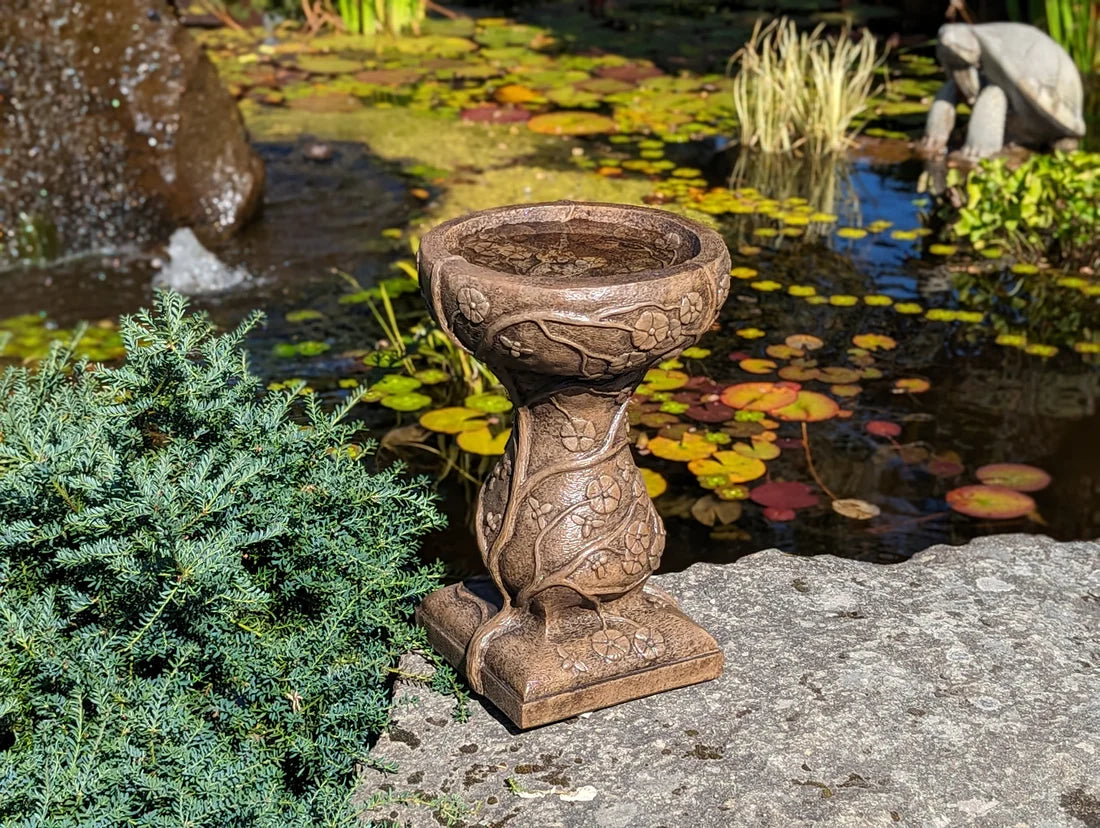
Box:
0;292;453;826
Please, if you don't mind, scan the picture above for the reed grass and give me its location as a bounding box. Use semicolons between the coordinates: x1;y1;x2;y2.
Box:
729;18;884;155
333;0;426;35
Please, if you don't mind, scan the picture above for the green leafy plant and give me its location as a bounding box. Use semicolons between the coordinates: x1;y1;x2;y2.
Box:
334;0;427;36
943;152;1100;269
728;17;885;155
0;292;460;825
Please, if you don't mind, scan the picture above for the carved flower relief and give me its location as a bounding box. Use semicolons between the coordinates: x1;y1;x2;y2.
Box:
484;510;502;534
623;520;654;575
499;334;531;359
560;418;596;452
585;475;622;515
570;512;606;539
589;550;611;579
717;270;731;306
632;628;666;661
631;310;670;350
606;350;650;376
679;292;705;327
557;645;589;675
527;496;554;529
590;628;631;662
456;286;490;324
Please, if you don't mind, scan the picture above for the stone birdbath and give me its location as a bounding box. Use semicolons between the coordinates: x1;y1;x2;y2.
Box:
416;201;730;729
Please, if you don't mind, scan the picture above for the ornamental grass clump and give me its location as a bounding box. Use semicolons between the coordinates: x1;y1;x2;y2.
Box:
0;292;455;825
729;17;883;155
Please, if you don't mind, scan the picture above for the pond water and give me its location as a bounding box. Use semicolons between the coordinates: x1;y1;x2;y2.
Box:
2;12;1097;578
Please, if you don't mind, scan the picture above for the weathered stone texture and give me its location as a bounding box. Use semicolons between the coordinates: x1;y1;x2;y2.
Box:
363;535;1099;827
0;0;263;259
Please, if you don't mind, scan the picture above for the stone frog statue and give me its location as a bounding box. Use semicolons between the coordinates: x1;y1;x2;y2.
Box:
921;22;1085;159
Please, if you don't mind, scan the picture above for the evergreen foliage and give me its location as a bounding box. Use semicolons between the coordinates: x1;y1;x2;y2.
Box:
0;292;454;826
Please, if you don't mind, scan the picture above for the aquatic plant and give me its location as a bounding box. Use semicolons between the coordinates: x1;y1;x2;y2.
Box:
941;152;1100;269
1008;0;1099;73
728;18;884;155
0;292;462;824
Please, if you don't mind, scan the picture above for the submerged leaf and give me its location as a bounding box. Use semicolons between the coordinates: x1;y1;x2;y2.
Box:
975;463;1051;493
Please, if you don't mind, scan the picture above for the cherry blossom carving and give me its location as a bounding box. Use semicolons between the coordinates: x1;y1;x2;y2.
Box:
571;511;607;539
485;510;502;533
632;628;666;660
590;628;631;662
589;550;611;579
631;310;671;350
527;497;554;529
679;292;705;326
499;334;531;359
560;418;596;452
557;645;589;675
624;520;653;559
585;475;622;515
456;286;490;323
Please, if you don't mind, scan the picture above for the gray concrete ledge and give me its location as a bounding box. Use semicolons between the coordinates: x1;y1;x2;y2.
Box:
363;535;1100;827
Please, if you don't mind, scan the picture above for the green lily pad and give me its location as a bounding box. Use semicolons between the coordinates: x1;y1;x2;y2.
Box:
419;406;486;433
285;309;324;323
380;392;432;412
414;368;450;385
465;392;513;413
365;375;422;401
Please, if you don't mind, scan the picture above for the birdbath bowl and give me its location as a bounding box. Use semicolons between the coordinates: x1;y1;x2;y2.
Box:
416;201;730;728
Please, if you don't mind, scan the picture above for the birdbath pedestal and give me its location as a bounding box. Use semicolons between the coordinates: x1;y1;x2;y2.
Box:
416;201;731;729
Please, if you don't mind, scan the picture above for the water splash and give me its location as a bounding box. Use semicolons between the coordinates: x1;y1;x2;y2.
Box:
153;229;248;294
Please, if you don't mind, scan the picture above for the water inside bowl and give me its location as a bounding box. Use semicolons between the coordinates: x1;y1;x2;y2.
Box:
454;218;698;280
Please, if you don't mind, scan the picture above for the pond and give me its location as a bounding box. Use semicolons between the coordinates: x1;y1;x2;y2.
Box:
2;8;1097;577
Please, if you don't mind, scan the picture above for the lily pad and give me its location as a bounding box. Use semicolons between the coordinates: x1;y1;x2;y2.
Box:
975;463;1051;493
750;480;819;510
687;451;767;484
365;374;422;401
785;334;824;351
641;468;668;498
831;498;881;520
851;333;897;351
893;378;931;394
946;485;1035;519
691;494;743;527
465;392;513;413
771;391;840;422
419;406;485;434
719;382;799;412
457;426;511;456
739;358;777;374
866;420;901;438
528;111;617;135
647;432;717;462
380;392;432;412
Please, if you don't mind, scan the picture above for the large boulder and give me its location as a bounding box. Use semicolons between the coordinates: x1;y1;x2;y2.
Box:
0;0;264;261
363;535;1099;827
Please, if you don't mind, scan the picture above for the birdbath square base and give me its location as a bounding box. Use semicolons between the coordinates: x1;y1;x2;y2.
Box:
415;202;731;730
418;578;723;729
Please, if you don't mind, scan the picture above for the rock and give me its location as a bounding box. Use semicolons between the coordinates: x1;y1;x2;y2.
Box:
0;0;264;262
362;535;1099;827
153;228;248;294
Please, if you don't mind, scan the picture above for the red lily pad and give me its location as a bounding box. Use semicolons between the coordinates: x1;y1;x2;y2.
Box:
866;420;901;438
750;480;820;509
461;106;532;123
685;401;737;423
975;463;1052;493
946;485;1035;519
